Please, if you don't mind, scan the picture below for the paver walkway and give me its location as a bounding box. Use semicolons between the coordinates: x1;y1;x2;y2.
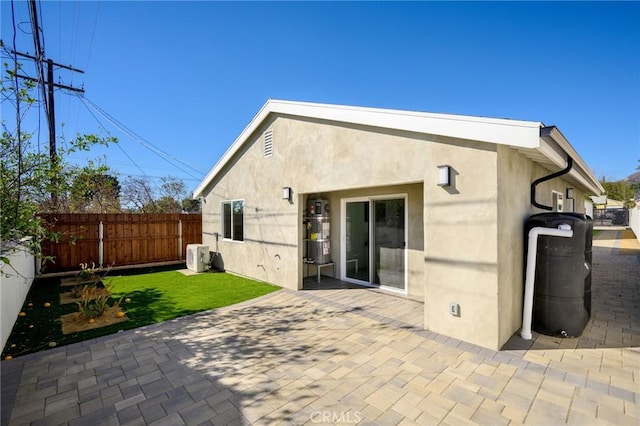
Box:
1;230;639;425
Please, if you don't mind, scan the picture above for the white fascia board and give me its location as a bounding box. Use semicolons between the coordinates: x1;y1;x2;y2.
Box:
193;99;542;198
270;100;542;147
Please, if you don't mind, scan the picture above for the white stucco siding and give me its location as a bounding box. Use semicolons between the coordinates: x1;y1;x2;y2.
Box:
279;116;428;193
496;146;594;348
496;146;535;348
423;140;501;349
202;115;430;291
201;116;296;288
196;101;603;351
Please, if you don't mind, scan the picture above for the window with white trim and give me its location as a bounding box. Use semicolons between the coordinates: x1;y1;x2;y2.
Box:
222;200;244;241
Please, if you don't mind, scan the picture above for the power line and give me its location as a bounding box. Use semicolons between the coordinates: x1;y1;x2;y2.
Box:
4;1;86;205
77;96;152;181
83;2;101;73
77;94;206;180
28;0;49;128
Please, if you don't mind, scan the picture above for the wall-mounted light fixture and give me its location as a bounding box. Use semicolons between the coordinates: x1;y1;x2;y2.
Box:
566;187;574;199
437;165;451;187
283;187;293;201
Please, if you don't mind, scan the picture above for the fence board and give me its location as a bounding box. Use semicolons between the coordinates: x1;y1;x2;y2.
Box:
39;214;202;273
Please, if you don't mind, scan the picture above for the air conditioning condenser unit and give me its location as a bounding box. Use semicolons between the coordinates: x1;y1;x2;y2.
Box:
186;244;209;273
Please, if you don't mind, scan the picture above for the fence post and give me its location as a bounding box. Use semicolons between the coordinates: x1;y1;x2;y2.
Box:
178;219;183;260
98;221;104;268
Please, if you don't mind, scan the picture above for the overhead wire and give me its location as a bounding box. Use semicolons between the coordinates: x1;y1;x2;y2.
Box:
27;0;49;127
57;0;60;60
10;0;23;222
76;94;205;183
37;0;46;52
76;95;164;212
70;0;81;84
77;94;152;180
83;1;101;73
77;94;206;180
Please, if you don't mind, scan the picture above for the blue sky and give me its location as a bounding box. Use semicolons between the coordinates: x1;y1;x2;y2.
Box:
2;1;639;193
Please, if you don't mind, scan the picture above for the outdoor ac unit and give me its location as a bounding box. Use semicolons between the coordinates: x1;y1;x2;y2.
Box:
186;244;209;273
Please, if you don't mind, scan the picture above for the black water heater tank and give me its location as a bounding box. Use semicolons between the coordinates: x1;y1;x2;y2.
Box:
525;213;593;337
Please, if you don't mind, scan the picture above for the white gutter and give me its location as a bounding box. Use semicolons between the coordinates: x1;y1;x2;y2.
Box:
521;224;573;340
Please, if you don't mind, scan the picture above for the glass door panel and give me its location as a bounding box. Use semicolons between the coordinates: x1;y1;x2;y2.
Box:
373;199;405;290
345;201;370;282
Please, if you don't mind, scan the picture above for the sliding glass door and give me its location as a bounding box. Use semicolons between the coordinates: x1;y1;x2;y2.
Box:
345;201;370;282
372;198;405;290
343;196;406;292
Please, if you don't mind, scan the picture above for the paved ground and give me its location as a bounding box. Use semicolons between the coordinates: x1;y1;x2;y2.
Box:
1;230;639;425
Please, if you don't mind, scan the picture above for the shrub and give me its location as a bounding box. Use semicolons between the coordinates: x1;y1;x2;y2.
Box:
76;283;112;319
77;262;99;283
70;285;84;298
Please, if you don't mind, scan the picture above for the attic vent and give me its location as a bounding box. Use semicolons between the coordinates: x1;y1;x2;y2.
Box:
264;130;273;157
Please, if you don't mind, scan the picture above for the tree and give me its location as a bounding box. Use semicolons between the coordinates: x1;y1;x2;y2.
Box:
121;175;195;213
1;60;116;269
157;176;187;213
120;176;156;212
69;164;121;213
153;196;182;213
182;198;201;213
601;180;636;209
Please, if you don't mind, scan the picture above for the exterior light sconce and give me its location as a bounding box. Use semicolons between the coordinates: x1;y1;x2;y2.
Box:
566;188;574;199
437;165;451;187
283;187;293;201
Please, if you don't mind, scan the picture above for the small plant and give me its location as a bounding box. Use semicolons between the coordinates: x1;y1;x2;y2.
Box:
76;262;99;283
76;283;112;319
70;285;84;298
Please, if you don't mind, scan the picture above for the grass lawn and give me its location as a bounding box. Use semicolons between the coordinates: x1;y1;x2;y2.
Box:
2;266;280;359
109;270;280;323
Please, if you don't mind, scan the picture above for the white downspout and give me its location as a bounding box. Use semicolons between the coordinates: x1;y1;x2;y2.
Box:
521;224;573;340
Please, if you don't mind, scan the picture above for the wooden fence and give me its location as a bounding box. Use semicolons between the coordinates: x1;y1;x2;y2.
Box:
39;214;202;273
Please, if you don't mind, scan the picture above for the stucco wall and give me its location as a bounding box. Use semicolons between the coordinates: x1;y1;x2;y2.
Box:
629;205;640;245
422;139;501;349
202;115;430;292
201;112;597;350
496;147;534;348
1;244;35;351
496;146;593;348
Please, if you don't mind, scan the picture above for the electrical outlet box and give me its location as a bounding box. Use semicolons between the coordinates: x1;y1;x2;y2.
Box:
449;303;460;317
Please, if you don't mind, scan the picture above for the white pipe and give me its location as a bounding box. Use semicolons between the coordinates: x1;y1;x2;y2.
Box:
521;224;573;340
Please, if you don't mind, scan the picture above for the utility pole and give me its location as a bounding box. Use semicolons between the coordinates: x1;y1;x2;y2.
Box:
0;42;85;206
1;0;87;207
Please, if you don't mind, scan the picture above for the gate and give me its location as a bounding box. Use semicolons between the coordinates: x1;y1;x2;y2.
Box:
593;207;629;226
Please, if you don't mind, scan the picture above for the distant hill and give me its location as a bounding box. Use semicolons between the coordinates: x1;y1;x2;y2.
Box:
624;171;640;184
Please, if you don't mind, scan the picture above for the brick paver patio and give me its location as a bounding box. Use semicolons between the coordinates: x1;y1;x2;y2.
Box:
1;229;638;425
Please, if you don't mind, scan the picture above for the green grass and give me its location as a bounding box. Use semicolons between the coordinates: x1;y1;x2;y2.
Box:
109;271;280;323
2;267;280;359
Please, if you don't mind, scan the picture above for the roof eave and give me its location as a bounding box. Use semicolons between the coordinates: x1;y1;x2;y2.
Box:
539;126;604;195
193;100;544;198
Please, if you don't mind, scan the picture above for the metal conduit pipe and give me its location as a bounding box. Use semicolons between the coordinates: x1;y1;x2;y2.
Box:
521;224;573;340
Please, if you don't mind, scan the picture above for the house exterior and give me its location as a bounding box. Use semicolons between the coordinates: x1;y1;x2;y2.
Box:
193;100;603;350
